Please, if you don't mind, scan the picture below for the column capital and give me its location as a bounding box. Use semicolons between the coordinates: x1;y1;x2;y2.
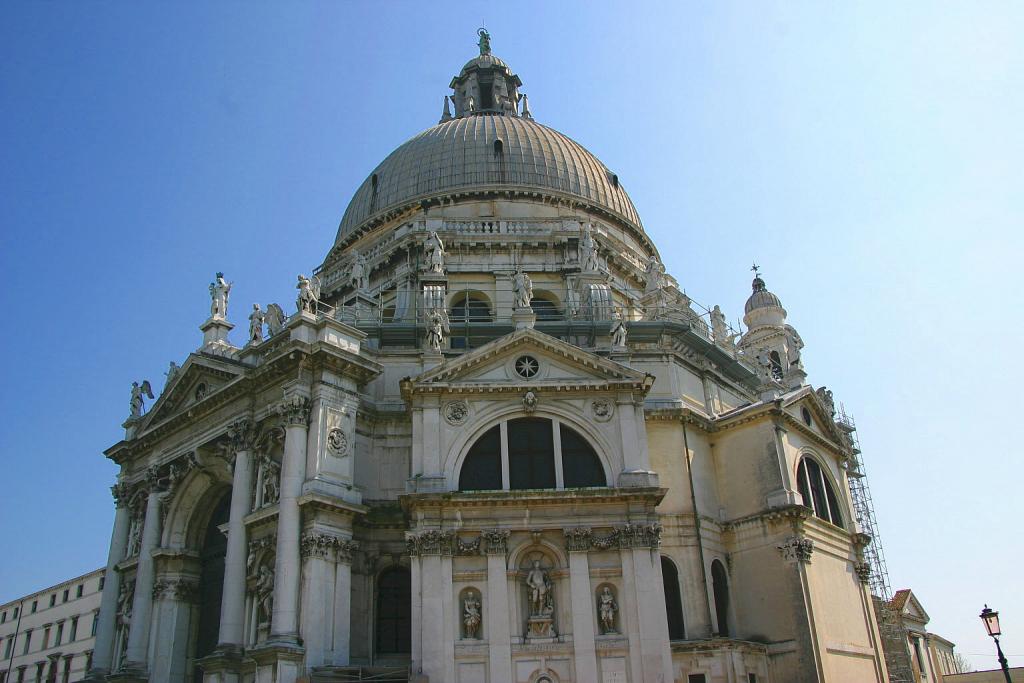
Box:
111;483;131;508
152;578;199;603
277;395;311;426
227;417;259;452
564;527;593;552
617;523;662;549
406;530;454;556
777;535;814;564
481;529;510;555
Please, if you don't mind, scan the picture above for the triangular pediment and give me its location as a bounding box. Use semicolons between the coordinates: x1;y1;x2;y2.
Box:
782;386;849;447
406;328;651;395
141;353;245;428
903;592;930;624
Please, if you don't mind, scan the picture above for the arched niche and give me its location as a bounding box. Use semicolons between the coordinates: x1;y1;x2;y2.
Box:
595;582;620;635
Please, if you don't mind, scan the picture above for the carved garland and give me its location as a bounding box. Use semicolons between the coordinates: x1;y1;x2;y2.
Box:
777;536;814;564
300;532;359;563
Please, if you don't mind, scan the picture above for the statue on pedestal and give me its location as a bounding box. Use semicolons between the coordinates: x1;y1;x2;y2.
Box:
164;362;181;386
426;308;448;353
265;303;286;336
580;223;601;272
512;268;533;310
423;231;447;275
610;311;628;347
129;380;154;418
209;272;233;319
598;586;618;634
525;560;553;617
463;591;482;639
348;251;369;291
248;304;265;344
644;256;665;294
711;305;736;346
296;274;321;314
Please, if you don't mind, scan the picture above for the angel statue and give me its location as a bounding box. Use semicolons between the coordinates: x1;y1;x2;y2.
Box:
248;304;265;344
348;251;369;291
423;231;447;274
209;272;232;319
511;268;533;310
265;303;286;336
129;380;154;418
296;275;321;314
426;308;449;353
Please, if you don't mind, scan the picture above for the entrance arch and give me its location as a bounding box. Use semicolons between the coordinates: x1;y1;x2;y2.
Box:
192;492;229;683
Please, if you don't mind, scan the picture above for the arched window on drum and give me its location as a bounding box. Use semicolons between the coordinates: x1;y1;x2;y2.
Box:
796;456;845;528
458;418;607;491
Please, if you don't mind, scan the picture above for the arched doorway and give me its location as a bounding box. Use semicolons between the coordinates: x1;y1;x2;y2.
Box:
660;556;686;640
192;493;230;683
711;559;730;637
375;567;411;658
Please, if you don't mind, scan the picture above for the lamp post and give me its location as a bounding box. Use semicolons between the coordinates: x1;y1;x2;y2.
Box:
980;605;1012;683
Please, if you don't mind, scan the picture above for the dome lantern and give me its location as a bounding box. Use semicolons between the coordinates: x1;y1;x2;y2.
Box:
448;30;523;118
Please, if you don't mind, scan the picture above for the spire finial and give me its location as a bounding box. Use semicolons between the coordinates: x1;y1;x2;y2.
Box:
477;28;491;56
751;262;761;278
440;95;452;123
750;262;767;292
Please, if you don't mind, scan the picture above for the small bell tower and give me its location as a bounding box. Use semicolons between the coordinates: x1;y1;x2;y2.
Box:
737;265;806;389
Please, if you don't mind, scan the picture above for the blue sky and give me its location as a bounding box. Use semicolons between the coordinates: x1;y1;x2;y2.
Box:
1;0;1021;671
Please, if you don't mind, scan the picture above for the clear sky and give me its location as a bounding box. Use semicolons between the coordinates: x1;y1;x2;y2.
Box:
1;0;1021;672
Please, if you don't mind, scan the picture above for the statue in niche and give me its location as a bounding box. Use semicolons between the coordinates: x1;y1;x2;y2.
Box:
126;512;142;557
463;591;482;639
209;272;232;319
710;305;736;346
423;231;446;274
115;582;133;667
580;223;601;272
610;310;628;347
598;586;618;634
347;251;369;290
511;268;533;310
129;380;154;418
467;95;476;113
255;565;275;624
296;274;321;314
265;303;286;336
525;560;553;617
248;304;265;344
261;459;280;507
426;308;448;353
644;256;665;294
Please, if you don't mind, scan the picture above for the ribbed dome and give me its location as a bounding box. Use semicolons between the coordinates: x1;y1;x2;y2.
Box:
335;114;643;243
460;54;509;75
744;276;783;314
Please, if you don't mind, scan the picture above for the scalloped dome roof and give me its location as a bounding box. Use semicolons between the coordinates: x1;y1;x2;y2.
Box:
335;115;642;243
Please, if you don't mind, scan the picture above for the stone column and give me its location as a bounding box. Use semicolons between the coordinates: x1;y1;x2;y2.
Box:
150;579;198;682
619;524;672;683
299;533;340;668
217;418;257;652
125;472;163;669
331;541;357;666
483;530;512;683
87;483;133;678
416;533;446;680
270;396;310;643
565;529;598;682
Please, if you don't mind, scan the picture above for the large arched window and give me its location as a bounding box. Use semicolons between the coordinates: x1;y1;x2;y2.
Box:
450;292;494;350
375;567;411;655
458;418;606;491
661;556;686;640
711;559;730;637
530;293;561;321
796;456;844;527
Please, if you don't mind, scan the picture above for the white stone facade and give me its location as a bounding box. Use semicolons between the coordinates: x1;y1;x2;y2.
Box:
87;33;891;683
0;568;104;683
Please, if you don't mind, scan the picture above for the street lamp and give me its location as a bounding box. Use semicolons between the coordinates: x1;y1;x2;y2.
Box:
980;605;1012;683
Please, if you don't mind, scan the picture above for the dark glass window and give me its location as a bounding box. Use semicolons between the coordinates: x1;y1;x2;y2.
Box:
450;296;492;322
661;556;686;640
797;457;844;527
458;425;502;491
711;560;730;637
560;425;606;488
375;568;411;655
508;418;555;490
530;297;560;320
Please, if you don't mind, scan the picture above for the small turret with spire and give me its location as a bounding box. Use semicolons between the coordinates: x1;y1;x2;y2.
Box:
738;264;807;389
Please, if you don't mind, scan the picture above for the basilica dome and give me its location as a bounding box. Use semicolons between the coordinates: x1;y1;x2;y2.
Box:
334;55;643;243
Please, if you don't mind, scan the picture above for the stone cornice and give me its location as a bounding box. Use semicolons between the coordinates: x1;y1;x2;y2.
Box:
295;491;369;518
400;486;667;514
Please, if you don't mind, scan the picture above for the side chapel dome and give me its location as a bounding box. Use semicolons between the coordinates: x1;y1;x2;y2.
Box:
334;32;643;244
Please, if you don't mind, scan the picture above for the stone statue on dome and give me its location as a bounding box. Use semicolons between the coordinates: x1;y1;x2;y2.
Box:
644;256;665;294
248;304;265;344
580;223;601;272
511;268;533;310
423;231;446;274
477;28;491;56
129;380;154;418
209;272;232;319
296;274;321;314
347;251;369;291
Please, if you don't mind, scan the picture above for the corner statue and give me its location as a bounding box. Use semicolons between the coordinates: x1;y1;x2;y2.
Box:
511;268;533;310
209;272;232;319
296;275;321;314
423;231;446;274
129;380;154;418
249;304;265;344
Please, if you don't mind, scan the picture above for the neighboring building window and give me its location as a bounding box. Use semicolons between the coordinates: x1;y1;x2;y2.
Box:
69;617;78;642
688;675;707;683
49;595;55;607
17;667;26;683
1;611;6;623
62;590;68;603
1;669;6;683
34;663;43;683
796;456;844;527
23;630;32;654
55;623;63;647
85;652;92;672
14;607;19;618
5;636;13;658
98;577;105;591
90;613;99;637
31;601;37;613
76;585;83;598
661;556;686;640
458;418;606;491
42;626;50;649
61;657;72;683
711;559;730;637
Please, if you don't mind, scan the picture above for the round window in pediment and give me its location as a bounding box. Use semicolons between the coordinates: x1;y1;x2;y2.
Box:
514;355;539;379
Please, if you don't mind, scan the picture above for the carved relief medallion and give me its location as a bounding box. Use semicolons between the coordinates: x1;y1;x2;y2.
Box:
444;401;469;426
591;398;613;422
327;428;349;456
